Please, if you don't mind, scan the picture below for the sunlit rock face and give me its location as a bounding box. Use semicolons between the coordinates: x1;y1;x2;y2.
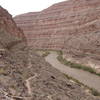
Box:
0;6;99;100
0;6;98;100
14;0;100;71
14;0;100;49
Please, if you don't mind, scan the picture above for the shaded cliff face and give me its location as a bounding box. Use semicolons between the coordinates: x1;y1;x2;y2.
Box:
0;6;99;100
0;6;27;49
14;0;100;71
0;6;25;38
0;6;28;99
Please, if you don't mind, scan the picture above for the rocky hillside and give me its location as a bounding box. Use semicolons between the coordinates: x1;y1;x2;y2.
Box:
14;0;100;72
0;6;99;100
0;6;28;99
0;6;25;39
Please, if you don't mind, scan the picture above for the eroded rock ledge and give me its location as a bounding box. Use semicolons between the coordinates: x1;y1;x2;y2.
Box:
14;0;100;71
0;6;99;100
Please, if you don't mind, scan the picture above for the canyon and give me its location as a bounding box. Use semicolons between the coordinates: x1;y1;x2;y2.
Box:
0;6;99;100
14;0;100;72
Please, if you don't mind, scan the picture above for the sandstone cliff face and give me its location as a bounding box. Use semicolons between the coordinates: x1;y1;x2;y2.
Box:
0;6;27;49
0;6;99;100
14;0;100;71
0;6;28;99
0;6;25;38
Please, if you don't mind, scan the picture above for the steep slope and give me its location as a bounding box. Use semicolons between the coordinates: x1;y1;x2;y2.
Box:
0;6;99;100
0;6;29;99
14;0;100;72
0;6;25;39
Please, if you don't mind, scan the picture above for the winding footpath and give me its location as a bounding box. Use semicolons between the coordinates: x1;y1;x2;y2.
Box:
45;52;100;93
25;73;38;96
0;53;37;100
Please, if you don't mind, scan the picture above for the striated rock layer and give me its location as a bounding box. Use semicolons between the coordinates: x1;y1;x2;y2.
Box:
14;0;100;71
0;6;99;100
0;6;29;99
0;6;25;39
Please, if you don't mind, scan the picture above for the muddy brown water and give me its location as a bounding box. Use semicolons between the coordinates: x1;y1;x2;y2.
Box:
45;52;100;93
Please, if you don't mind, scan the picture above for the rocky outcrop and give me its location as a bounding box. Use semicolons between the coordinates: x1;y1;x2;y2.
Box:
0;6;99;100
14;0;100;71
0;6;27;49
0;6;28;99
0;6;25;38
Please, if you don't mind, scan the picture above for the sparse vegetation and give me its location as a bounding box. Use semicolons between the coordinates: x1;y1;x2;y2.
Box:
39;49;100;96
57;54;100;77
64;74;100;96
42;51;50;57
37;49;100;76
0;68;5;74
91;88;100;96
36;49;63;57
56;50;63;55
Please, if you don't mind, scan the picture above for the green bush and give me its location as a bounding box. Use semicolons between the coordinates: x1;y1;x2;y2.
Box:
0;68;5;74
57;55;100;77
91;88;100;96
42;51;50;57
64;74;100;96
57;50;63;55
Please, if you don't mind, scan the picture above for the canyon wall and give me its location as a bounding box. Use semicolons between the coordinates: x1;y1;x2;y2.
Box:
0;6;25;39
0;6;27;49
0;6;29;99
14;0;100;71
0;6;98;99
0;6;28;67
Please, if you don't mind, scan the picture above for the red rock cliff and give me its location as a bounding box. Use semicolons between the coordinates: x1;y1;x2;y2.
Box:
14;0;100;71
0;6;25;39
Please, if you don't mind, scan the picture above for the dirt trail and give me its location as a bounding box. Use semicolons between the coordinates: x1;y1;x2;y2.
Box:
25;73;38;96
26;52;38;96
0;53;37;99
0;89;32;100
45;52;100;93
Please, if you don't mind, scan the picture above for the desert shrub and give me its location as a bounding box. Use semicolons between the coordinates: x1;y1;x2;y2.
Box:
57;55;100;76
0;68;5;74
91;88;100;96
42;51;50;57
